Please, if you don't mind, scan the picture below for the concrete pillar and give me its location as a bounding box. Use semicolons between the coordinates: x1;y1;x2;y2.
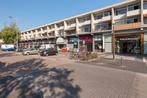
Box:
54;24;58;37
141;0;144;30
91;13;95;32
77;35;80;49
102;34;105;51
141;32;144;55
92;34;95;52
76;18;79;34
112;7;115;59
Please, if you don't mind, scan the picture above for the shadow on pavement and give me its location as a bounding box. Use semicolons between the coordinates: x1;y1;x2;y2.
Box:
0;59;81;98
0;52;17;58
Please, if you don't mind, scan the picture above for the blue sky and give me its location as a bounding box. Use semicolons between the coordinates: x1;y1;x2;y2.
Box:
0;0;124;31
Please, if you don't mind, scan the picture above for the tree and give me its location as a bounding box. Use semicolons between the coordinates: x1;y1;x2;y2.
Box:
0;23;20;44
0;32;2;39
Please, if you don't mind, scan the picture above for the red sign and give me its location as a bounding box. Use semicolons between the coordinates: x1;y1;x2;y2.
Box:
79;35;92;42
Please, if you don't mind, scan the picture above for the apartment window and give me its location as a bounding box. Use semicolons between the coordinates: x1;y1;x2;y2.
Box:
128;3;140;11
57;22;64;28
144;17;147;24
66;19;76;26
33;35;36;38
80;25;91;32
94;13;103;20
95;22;111;31
58;30;64;36
127;17;140;23
104;11;112;17
37;29;41;32
42;27;47;30
144;2;147;9
79;15;91;23
115;7;127;15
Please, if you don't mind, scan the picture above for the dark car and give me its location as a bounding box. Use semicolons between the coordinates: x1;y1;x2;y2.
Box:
39;48;57;56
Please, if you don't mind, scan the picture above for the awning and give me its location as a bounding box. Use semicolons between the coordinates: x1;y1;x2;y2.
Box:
56;37;66;44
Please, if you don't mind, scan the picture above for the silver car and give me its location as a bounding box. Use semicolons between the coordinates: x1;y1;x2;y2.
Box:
22;48;39;55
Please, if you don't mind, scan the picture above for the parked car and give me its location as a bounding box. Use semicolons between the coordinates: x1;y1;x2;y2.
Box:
22;48;39;55
1;44;16;51
39;48;57;56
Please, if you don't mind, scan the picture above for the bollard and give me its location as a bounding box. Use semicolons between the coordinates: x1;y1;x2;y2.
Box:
121;56;123;66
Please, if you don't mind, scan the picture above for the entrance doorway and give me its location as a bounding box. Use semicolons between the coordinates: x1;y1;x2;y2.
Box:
115;34;141;54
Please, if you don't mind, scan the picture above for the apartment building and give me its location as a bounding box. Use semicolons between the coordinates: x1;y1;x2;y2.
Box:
20;0;147;55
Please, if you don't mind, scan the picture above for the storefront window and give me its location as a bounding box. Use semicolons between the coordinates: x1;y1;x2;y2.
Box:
115;36;141;54
94;35;103;52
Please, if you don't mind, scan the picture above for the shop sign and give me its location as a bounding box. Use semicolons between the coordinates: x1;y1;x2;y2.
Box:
79;35;92;42
119;37;139;41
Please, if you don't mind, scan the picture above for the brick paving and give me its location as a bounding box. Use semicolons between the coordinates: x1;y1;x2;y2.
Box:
0;52;147;98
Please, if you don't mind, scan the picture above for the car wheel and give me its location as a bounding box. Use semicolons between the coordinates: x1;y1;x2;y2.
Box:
46;53;49;56
26;52;30;55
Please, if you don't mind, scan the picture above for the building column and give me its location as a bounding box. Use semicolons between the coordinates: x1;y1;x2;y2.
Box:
77;35;80;49
91;13;95;32
92;34;95;52
141;32;144;55
76;18;79;34
141;0;144;30
112;33;115;54
112;7;115;59
102;34;105;52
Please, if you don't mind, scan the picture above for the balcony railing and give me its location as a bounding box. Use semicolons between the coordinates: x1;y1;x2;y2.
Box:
114;22;141;30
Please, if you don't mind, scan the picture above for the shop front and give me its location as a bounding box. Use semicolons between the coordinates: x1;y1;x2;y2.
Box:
79;35;93;52
94;34;103;52
67;36;78;49
115;33;143;54
56;37;67;51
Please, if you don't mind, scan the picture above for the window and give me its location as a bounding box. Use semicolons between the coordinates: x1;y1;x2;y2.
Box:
80;25;91;32
128;4;140;11
79;15;91;23
104;11;112;17
66;19;76;26
94;13;103;20
115;7;127;15
144;2;147;9
127;17;140;23
95;22;111;31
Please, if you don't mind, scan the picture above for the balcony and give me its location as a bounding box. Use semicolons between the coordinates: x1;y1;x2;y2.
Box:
79;20;91;26
65;24;76;30
127;9;140;17
65;30;76;36
114;22;141;31
57;26;64;30
94;16;111;23
114;14;127;20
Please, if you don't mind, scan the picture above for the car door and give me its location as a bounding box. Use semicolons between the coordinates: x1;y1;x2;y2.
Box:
31;48;36;54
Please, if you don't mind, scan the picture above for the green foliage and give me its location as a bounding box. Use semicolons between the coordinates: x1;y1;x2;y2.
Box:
0;32;2;39
0;23;20;44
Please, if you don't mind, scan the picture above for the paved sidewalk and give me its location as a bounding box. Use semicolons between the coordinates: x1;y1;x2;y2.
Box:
80;53;147;74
